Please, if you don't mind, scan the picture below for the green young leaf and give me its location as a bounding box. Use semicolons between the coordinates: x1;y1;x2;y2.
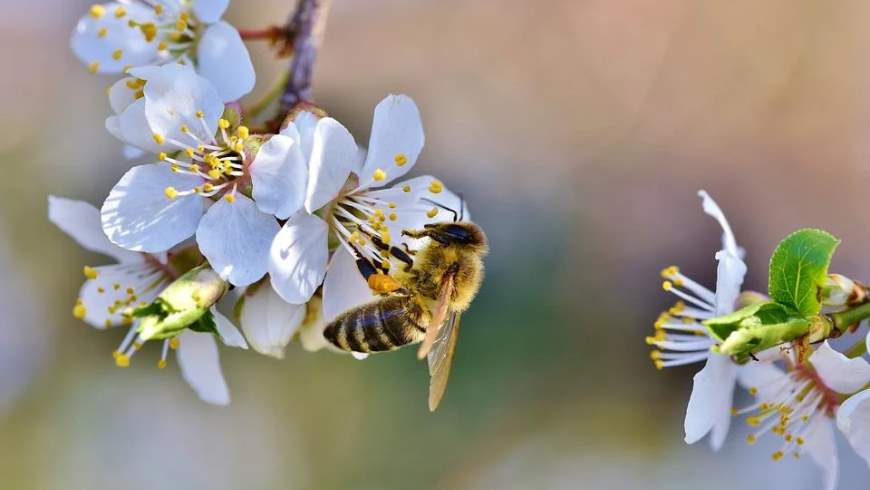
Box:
704;301;791;342
768;229;840;317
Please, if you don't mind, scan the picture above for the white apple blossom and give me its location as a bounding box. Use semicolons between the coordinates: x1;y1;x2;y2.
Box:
49;196;246;405
648;190;757;450
100;63;308;288
268;95;467;314
71;0;254;102
737;342;870;490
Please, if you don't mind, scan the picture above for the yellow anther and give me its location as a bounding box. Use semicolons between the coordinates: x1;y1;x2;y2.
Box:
218;118;230;129
114;6;126;17
653;359;664;370
125;287;135;295
203;183;214;192
88;62;100;74
113;283;121;291
170;337;180;349
122;316;133;326
195;110;205;118
649;350;661;360
83;265;99;279
731;408;738;416
233;141;244;153
746;434;757;445
660;265;679;278
746;416;760;427
673;278;685;287
236;126;249;138
427;207;439;219
164;187;179;199
224;194;236;203
158;41;168;51
180;124;189;133
388;202;397;209
139;22;157;42
73;300;87;320
154;4;164;15
785;434;793;442
157;359;167;369
170;165;180;173
771;451;784;462
122;64;133;73
153;132;165;145
796;437;805;445
185;147;195;158
668;301;685;314
104;319;112;328
208;169;222;179
662;281;673;291
176;18;188;31
389;212;397;221
97;287;105;294
114;353;130;368
749;387;758;395
373;168;387;181
89;4;106;18
97;26;108;38
402;185;411;193
394;153;408;166
428;179;443;194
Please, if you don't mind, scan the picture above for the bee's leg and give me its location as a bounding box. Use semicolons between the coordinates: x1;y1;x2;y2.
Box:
401;243;418;256
350;243;403;295
370;235;415;272
402;228;448;245
349;244;378;282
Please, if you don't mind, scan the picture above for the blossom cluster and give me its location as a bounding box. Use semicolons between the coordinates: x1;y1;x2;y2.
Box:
54;0;465;405
650;191;870;489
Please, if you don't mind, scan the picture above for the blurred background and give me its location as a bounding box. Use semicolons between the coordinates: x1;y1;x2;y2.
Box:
2;0;870;488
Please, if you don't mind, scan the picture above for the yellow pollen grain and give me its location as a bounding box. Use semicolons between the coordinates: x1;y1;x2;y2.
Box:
389;212;397;221
236;126;249;138
114;353;130;368
154;4;164;15
203;183;214;192
97;287;105;294
83;265;99;279
153;132;165;145
97;26;108;38
89;4;106;18
185;147;195;158
73;300;87;320
660;265;679;278
157;359;167;369
88;62;100;74
164;186;179;199
218;118;230;129
224;194;236;203
176;19;188;31
662;281;673;291
208;169;222;179
113;283;121;291
428;179;443;194
402;185;411;193
140;22;157;42
796;437;805;445
388;202;397;209
373;168;387;181
749;387;758;395
746;416;760;427
771;451;784;462
427;207;438;219
196;110;205;118
170;337;180;349
394;153;408;166
180;123;189;133
746;434;757;445
114;6;126;18
158;41;168;51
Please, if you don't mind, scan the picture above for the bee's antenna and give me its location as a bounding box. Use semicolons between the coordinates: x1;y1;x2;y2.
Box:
458;193;465;222
421;198;458;222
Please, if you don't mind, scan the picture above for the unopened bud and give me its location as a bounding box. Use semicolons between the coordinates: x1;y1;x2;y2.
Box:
821;274;865;307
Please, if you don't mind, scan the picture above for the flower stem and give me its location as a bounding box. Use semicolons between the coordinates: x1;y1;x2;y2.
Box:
830;301;870;332
238;27;279;40
278;0;332;116
244;72;290;123
845;338;868;358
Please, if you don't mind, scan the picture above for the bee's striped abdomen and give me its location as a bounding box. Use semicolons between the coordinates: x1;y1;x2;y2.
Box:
324;296;425;353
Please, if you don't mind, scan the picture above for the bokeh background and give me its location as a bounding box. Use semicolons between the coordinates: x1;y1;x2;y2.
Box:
3;0;870;488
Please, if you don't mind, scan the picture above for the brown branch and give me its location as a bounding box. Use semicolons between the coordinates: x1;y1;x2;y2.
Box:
278;0;332;116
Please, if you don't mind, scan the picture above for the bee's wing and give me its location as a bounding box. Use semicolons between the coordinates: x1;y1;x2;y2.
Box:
427;312;461;411
416;270;455;360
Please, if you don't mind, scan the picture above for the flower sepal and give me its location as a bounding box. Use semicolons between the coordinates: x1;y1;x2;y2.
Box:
705;301;816;362
134;265;229;340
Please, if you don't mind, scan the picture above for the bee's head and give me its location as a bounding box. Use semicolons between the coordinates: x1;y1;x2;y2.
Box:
422;222;487;248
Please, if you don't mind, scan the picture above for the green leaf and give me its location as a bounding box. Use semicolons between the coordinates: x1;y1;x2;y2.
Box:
704;301;791;342
768;228;840;317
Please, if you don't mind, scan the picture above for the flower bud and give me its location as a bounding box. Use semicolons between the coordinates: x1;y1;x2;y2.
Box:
135;265;229;341
705;301;812;362
821;273;865;307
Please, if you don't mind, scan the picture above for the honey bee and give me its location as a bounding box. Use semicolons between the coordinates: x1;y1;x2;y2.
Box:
323;204;488;411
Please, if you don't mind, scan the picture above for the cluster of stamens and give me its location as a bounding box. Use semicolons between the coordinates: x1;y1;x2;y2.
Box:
736;366;839;461
156;116;249;203
87;2;200;74
648;266;717;369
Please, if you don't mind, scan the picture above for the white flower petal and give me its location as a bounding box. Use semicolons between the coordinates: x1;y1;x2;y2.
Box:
108;77;140;115
140;63;224;145
737;360;788;397
123;145;145;160
78;263;163;329
322;246;378;323
197;22;255;102
684;354;736;448
803;417;839;490
713;250;746;316
251;130;307;219
698;190;741;258
192;0;229;23
48;196;140;263
176;330;230;405
269;212;329;304
70;2;158;74
357;95;425;189
811;341;870;394
289;111;319;161
238;280;306;358
211;307;248;349
102;164;205;252
837;388;870;467
305;118;360;212
298;296;332;352
115;98;162;153
196;194;279;286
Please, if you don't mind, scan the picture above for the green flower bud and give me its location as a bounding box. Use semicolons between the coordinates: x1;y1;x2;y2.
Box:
134;265;229;341
705;301;815;362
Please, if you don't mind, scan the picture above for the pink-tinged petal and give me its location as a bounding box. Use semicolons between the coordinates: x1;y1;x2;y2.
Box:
238;280;306;359
810;341;870;394
196;194;279;287
269;212;329;304
357;95;424;189
305;118;360;212
176;330;230;405
102;164;205;252
48;196;140;263
197;22;255;102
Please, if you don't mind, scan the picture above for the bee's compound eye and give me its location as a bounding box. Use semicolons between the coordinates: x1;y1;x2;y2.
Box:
444;224;473;244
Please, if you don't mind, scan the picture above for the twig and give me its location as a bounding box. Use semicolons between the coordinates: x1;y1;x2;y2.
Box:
278;0;332;116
